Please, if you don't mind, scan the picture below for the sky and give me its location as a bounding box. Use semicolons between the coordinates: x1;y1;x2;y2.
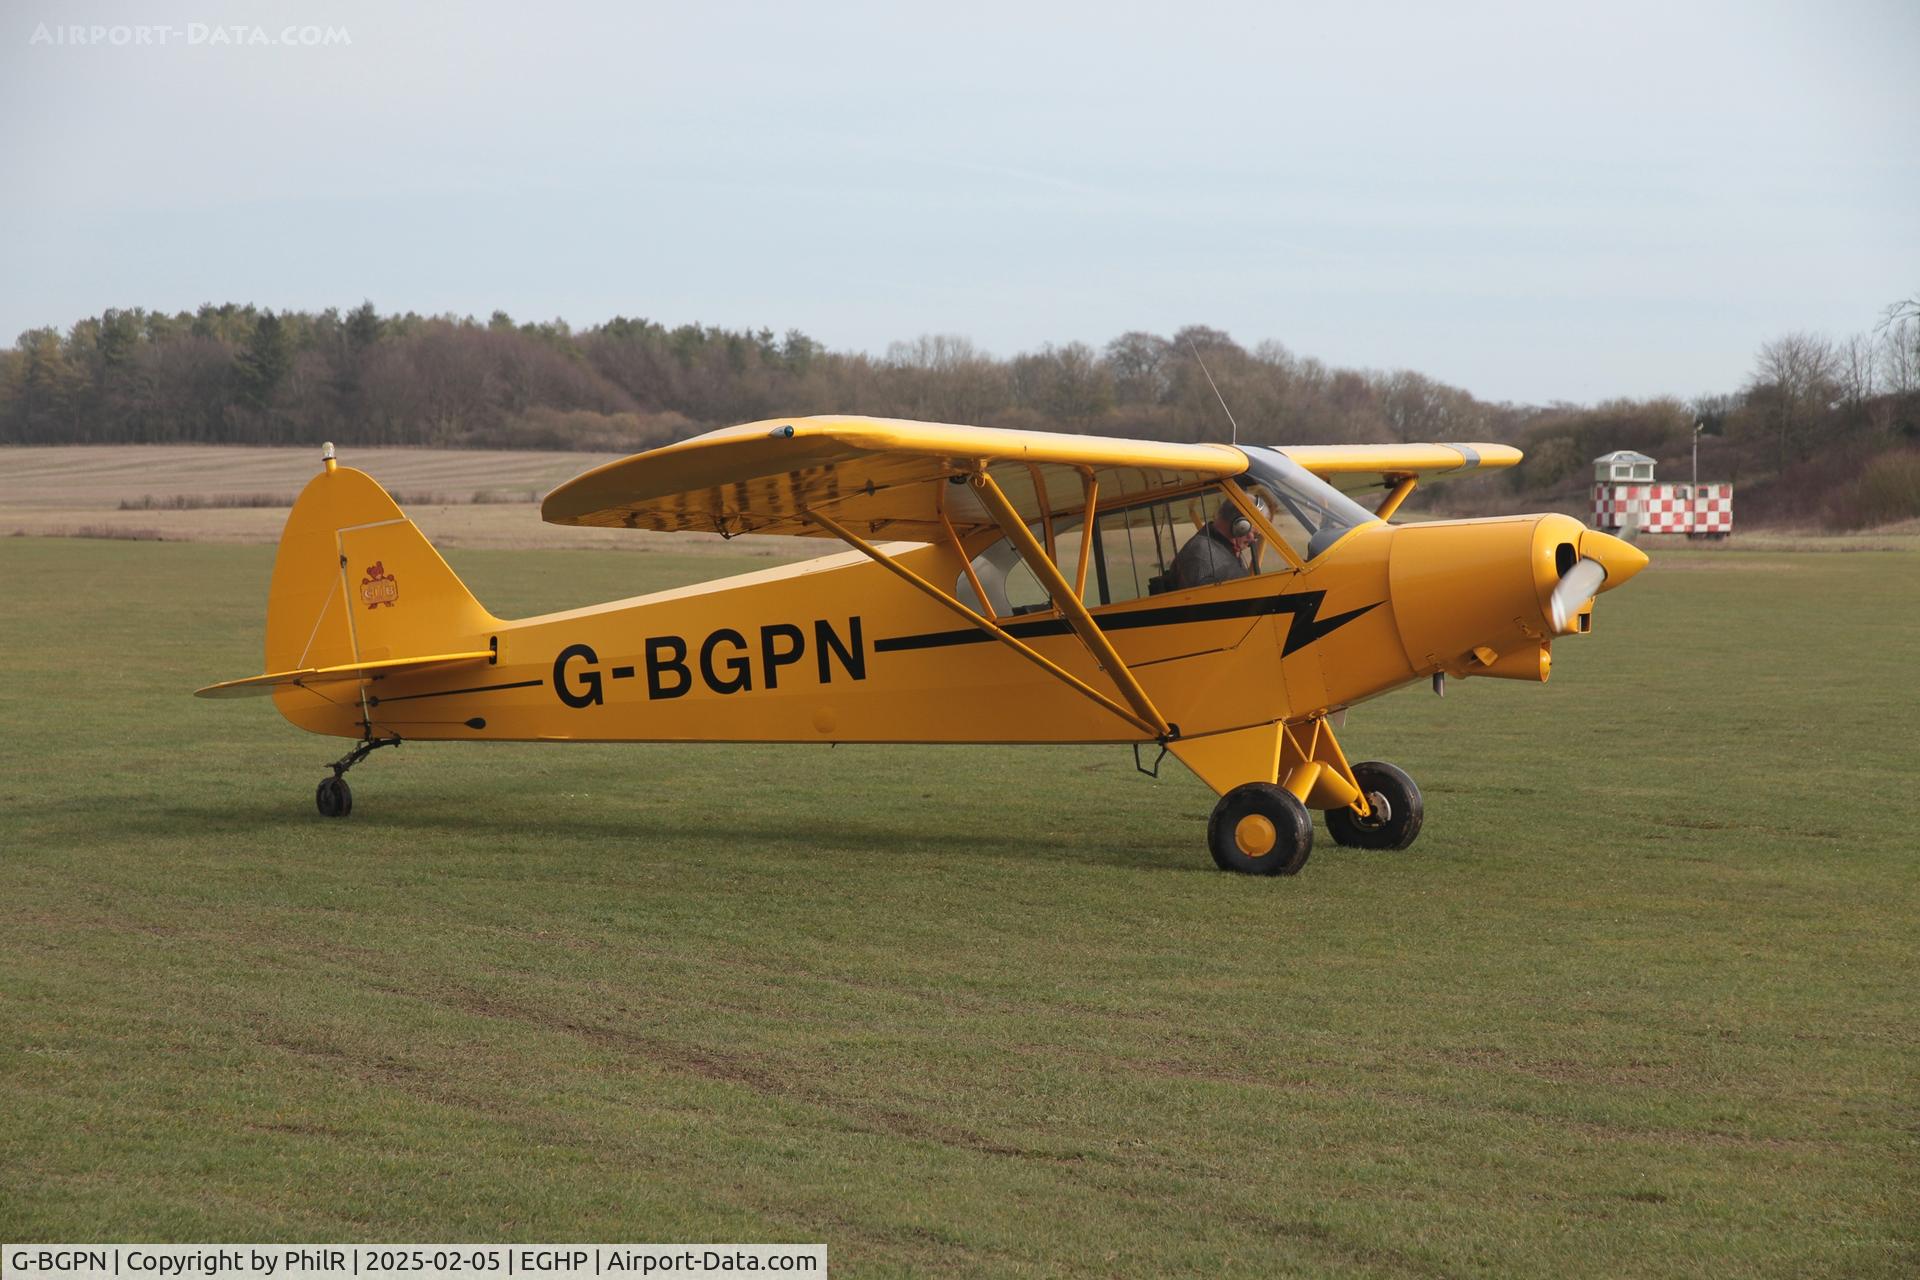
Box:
3;0;1916;406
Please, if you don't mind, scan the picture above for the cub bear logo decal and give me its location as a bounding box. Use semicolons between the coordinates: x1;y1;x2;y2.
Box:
360;561;398;609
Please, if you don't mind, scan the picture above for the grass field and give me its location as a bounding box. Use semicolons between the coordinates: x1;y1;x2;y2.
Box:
2;535;1915;1277
0;446;805;555
0;446;623;509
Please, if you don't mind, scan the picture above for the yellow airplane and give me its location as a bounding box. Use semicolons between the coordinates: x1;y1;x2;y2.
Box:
197;418;1647;875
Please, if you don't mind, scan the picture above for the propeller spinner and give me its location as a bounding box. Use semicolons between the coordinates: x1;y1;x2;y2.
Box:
1548;530;1649;634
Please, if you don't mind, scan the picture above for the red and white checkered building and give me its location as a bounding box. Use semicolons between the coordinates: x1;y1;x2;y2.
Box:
1590;451;1732;538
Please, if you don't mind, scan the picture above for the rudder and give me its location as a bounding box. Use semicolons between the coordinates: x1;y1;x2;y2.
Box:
265;458;498;678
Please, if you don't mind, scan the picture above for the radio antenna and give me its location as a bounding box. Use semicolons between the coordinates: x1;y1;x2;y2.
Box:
1186;339;1241;445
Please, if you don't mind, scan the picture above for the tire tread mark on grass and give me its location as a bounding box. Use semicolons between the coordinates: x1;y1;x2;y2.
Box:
1219;1208;1465;1280
436;986;1083;1164
251;1022;514;1119
1428;1045;1684;1087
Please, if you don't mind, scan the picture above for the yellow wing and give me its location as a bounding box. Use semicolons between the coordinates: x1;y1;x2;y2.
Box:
1278;443;1523;496
540;416;1246;541
194;650;494;698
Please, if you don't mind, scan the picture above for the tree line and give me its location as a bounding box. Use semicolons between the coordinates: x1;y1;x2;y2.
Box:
0;304;1510;451
3;297;1916;525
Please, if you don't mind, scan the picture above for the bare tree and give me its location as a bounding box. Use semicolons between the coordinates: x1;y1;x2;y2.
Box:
1878;289;1920;333
1377;370;1440;443
1749;332;1840;467
1010;342;1113;425
1104;331;1172;404
1838;332;1877;409
885;333;984;374
1879;319;1919;398
883;334;1008;423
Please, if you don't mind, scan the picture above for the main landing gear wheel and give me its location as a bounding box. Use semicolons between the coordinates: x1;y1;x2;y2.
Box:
1208;783;1313;875
1325;761;1424;851
315;775;353;818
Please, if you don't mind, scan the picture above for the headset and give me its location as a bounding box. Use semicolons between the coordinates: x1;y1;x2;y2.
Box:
1220;504;1253;538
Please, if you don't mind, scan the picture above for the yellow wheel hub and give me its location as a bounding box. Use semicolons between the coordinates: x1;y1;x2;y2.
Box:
1234;813;1278;858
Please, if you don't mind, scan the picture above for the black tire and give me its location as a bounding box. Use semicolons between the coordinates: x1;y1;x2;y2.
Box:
1325;761;1422;850
1207;782;1313;875
315;776;353;819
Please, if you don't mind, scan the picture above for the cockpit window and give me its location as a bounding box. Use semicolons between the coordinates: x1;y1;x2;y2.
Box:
952;453;1379;616
957;499;1188;615
1238;446;1380;560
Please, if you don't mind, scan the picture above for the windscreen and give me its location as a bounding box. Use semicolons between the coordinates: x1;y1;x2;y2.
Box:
1238;447;1381;560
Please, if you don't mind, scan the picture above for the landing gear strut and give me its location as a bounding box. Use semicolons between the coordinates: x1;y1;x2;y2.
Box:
315;732;401;818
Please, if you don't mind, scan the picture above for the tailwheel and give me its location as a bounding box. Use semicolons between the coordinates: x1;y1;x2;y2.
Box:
312;731;399;819
315;776;353;818
1208;782;1313;875
1325;761;1424;851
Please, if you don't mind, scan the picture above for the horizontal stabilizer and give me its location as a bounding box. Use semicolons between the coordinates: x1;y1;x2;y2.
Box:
194;650;494;699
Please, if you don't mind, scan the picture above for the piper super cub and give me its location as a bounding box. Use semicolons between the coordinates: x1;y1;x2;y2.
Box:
197;417;1648;875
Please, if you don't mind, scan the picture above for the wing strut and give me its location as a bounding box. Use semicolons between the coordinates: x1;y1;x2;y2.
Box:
1376;474;1417;521
935;475;996;622
969;471;1174;739
802;508;1164;739
1072;470;1098;600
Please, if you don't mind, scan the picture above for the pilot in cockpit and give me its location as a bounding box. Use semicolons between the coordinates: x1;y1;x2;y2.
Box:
1173;500;1256;589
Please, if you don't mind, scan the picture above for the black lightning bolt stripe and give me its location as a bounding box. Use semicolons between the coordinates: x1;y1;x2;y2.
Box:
367;678;544;706
874;591;1381;659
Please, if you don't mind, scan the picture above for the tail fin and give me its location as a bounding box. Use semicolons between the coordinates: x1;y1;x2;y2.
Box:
265;456;498;676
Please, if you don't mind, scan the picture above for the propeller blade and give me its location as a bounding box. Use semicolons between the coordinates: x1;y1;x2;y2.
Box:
1549;558;1608;633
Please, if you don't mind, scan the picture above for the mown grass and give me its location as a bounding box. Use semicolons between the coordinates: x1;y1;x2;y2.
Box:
1;538;1915;1278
